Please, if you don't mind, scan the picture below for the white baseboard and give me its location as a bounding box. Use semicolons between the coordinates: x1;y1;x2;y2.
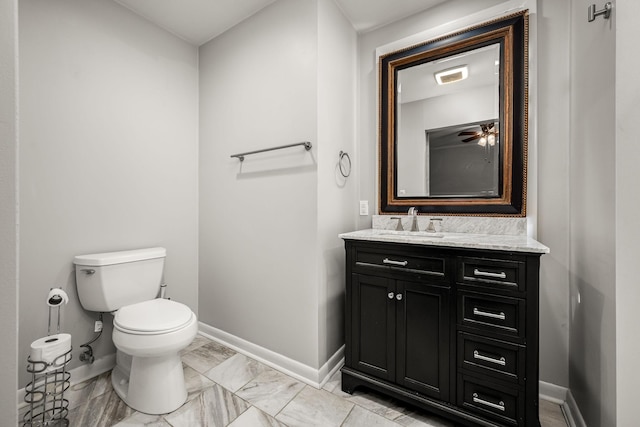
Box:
563;389;587;427
539;380;568;404
198;321;344;389
17;353;116;409
538;381;586;427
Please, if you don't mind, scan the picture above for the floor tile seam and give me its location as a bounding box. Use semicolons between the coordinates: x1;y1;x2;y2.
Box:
355;397;406;423
161;413;179;427
338;403;358;427
225;398;254;427
271;383;310;422
200;362;260;394
221;352;276;394
339;404;405;427
276;385;357;427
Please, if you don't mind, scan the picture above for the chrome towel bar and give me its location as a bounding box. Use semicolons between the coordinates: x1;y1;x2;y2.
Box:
231;141;312;162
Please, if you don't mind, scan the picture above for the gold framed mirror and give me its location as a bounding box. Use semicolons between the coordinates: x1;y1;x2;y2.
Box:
379;11;528;216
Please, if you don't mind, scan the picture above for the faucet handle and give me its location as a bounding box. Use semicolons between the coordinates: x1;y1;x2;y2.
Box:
425;218;443;233
390;217;404;231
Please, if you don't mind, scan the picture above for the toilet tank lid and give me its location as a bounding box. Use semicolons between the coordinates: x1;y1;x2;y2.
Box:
74;247;166;266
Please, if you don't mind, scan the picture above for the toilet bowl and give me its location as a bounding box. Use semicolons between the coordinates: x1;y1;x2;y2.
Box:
111;298;198;415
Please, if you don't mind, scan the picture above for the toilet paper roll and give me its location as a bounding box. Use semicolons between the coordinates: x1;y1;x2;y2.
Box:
30;333;71;370
47;288;69;307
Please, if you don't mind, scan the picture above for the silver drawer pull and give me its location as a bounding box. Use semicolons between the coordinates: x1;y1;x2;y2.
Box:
473;350;506;366
473;307;506;320
396;293;403;301
383;258;408;267
472;393;505;411
473;268;506;279
388;292;395;299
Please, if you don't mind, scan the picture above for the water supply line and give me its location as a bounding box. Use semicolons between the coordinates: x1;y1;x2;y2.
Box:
79;312;103;364
160;282;167;299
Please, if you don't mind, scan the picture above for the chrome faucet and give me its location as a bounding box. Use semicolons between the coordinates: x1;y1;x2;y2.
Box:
408;207;419;232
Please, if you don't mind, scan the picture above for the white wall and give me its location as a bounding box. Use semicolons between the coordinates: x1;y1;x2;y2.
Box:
200;0;314;369
615;2;640;425
536;0;571;388
568;0;616;425
317;0;358;364
18;0;199;386
0;0;18;423
199;0;356;374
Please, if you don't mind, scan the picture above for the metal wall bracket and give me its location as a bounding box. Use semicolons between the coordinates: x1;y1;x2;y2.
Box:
588;2;612;22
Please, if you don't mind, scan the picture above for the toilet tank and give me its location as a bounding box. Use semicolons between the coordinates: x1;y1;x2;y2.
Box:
74;247;166;312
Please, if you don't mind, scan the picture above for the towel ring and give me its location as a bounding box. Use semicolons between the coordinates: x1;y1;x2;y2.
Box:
339;151;351;178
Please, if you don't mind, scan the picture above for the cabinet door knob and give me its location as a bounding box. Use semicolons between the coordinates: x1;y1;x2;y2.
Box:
388;292;395;299
396;293;403;301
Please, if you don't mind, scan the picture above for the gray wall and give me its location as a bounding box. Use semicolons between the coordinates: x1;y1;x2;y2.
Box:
615;2;640;425
568;0;616;425
536;0;571;388
0;0;18;423
317;0;358;364
18;0;199;386
198;0;356;370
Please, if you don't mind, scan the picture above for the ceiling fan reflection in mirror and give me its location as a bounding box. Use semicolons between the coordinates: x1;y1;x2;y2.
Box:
458;122;499;146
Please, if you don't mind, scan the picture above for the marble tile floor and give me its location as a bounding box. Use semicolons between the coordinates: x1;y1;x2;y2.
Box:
49;335;568;427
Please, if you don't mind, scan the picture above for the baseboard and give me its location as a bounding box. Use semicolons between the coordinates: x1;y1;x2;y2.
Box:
563;389;587;427
539;380;568;404
17;353;116;410
198;321;344;389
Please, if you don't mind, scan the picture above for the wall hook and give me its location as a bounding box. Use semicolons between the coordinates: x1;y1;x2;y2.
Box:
588;2;612;22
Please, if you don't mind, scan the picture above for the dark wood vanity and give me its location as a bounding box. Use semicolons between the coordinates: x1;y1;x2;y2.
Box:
341;233;546;427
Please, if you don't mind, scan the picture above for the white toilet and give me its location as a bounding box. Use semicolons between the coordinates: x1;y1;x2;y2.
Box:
74;247;197;415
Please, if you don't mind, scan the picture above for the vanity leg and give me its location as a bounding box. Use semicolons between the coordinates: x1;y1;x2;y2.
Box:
341;371;357;394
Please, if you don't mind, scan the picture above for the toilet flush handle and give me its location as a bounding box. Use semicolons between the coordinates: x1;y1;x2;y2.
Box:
81;268;95;275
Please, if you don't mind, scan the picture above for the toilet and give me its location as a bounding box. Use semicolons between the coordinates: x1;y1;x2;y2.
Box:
74;247;197;415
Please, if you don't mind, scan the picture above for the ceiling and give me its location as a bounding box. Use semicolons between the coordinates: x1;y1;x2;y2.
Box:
113;0;447;46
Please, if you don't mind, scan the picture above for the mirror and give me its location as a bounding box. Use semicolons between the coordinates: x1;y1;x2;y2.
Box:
379;12;528;216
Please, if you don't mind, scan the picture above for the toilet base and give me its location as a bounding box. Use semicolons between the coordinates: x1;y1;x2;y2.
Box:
111;351;188;415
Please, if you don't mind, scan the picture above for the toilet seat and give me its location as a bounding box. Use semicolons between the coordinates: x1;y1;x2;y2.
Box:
114;298;194;335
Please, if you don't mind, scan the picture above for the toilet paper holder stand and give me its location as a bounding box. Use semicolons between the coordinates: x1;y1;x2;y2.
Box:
22;288;72;427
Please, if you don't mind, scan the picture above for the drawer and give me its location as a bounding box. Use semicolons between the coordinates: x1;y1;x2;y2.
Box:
353;247;449;280
458;257;525;293
458;332;525;383
459;292;525;339
458;374;522;425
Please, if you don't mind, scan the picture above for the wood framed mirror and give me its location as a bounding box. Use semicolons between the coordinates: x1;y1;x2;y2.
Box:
379;11;528;216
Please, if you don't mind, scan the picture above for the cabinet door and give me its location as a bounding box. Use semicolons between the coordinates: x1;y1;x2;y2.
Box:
350;273;396;382
396;280;450;401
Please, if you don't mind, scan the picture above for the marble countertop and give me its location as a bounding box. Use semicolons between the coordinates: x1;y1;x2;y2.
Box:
339;229;550;254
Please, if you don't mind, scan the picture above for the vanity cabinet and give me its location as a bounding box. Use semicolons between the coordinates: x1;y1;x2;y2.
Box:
342;238;543;427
